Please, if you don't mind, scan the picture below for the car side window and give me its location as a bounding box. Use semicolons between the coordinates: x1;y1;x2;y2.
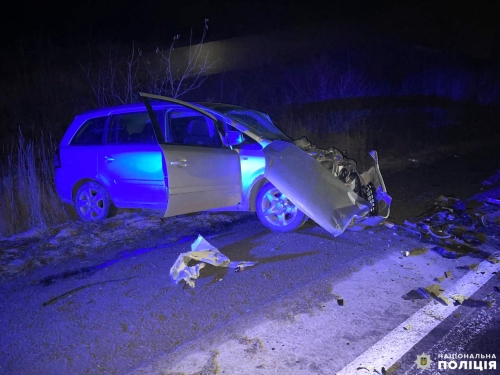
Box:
107;111;161;144
227;124;261;149
168;110;222;147
70;116;107;145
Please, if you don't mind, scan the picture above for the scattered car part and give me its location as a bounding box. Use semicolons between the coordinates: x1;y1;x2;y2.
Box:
402;288;430;300
170;235;257;288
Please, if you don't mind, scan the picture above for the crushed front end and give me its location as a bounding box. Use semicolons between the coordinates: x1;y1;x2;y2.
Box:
263;137;392;236
294;136;391;222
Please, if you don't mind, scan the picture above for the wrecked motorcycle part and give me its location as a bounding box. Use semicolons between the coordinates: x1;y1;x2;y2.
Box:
425;211;491;246
402;192;497;253
420;224;452;239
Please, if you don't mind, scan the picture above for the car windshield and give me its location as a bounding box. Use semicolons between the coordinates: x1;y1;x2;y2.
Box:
205;105;290;142
227;110;290;141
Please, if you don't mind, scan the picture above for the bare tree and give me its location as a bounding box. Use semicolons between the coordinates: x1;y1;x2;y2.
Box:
80;41;143;107
80;20;216;107
146;18;216;98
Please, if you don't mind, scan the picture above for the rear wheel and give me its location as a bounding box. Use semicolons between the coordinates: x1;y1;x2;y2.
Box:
74;182;115;221
256;182;306;232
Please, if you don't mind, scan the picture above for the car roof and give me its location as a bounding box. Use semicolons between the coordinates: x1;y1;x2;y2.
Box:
79;101;251;116
77;102;169;117
197;102;240;110
198;102;263;112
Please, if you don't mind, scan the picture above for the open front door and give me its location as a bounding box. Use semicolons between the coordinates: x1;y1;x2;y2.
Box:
140;93;242;217
161;144;241;217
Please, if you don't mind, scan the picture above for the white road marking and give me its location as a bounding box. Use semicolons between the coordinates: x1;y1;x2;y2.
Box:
336;259;500;374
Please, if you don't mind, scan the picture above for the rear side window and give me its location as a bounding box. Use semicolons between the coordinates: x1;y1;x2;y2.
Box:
107;111;162;144
70;116;107;145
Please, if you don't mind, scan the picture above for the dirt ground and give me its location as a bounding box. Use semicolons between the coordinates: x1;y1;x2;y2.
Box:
0;139;499;374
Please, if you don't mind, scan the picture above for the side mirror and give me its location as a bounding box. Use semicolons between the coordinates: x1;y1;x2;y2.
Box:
227;130;244;146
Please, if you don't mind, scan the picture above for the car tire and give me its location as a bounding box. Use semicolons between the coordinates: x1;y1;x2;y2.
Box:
74;181;115;222
256;182;307;232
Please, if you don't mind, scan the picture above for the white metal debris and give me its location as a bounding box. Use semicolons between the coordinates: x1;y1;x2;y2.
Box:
170;235;257;288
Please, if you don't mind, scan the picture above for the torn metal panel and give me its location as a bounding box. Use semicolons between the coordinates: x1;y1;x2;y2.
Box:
294;137;391;219
358;162;392;218
170;235;257;288
263;141;372;236
348;216;386;231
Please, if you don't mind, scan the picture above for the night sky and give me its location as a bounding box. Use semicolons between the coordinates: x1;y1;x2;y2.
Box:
4;0;499;60
7;0;386;42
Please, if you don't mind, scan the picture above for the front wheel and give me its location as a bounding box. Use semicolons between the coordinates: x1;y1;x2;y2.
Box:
256;182;306;232
74;182;114;222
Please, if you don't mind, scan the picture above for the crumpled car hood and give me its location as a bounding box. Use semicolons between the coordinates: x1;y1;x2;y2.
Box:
263;140;391;236
209;104;392;236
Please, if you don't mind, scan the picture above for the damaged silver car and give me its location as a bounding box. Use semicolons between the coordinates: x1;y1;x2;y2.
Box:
55;93;391;236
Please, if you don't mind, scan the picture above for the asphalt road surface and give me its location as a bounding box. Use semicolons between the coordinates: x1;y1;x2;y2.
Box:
1;143;499;374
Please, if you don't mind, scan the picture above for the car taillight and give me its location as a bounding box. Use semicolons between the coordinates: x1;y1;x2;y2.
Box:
54;147;61;168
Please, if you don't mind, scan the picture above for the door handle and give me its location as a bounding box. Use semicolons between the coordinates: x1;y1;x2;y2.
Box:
170;159;188;167
104;156;114;163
